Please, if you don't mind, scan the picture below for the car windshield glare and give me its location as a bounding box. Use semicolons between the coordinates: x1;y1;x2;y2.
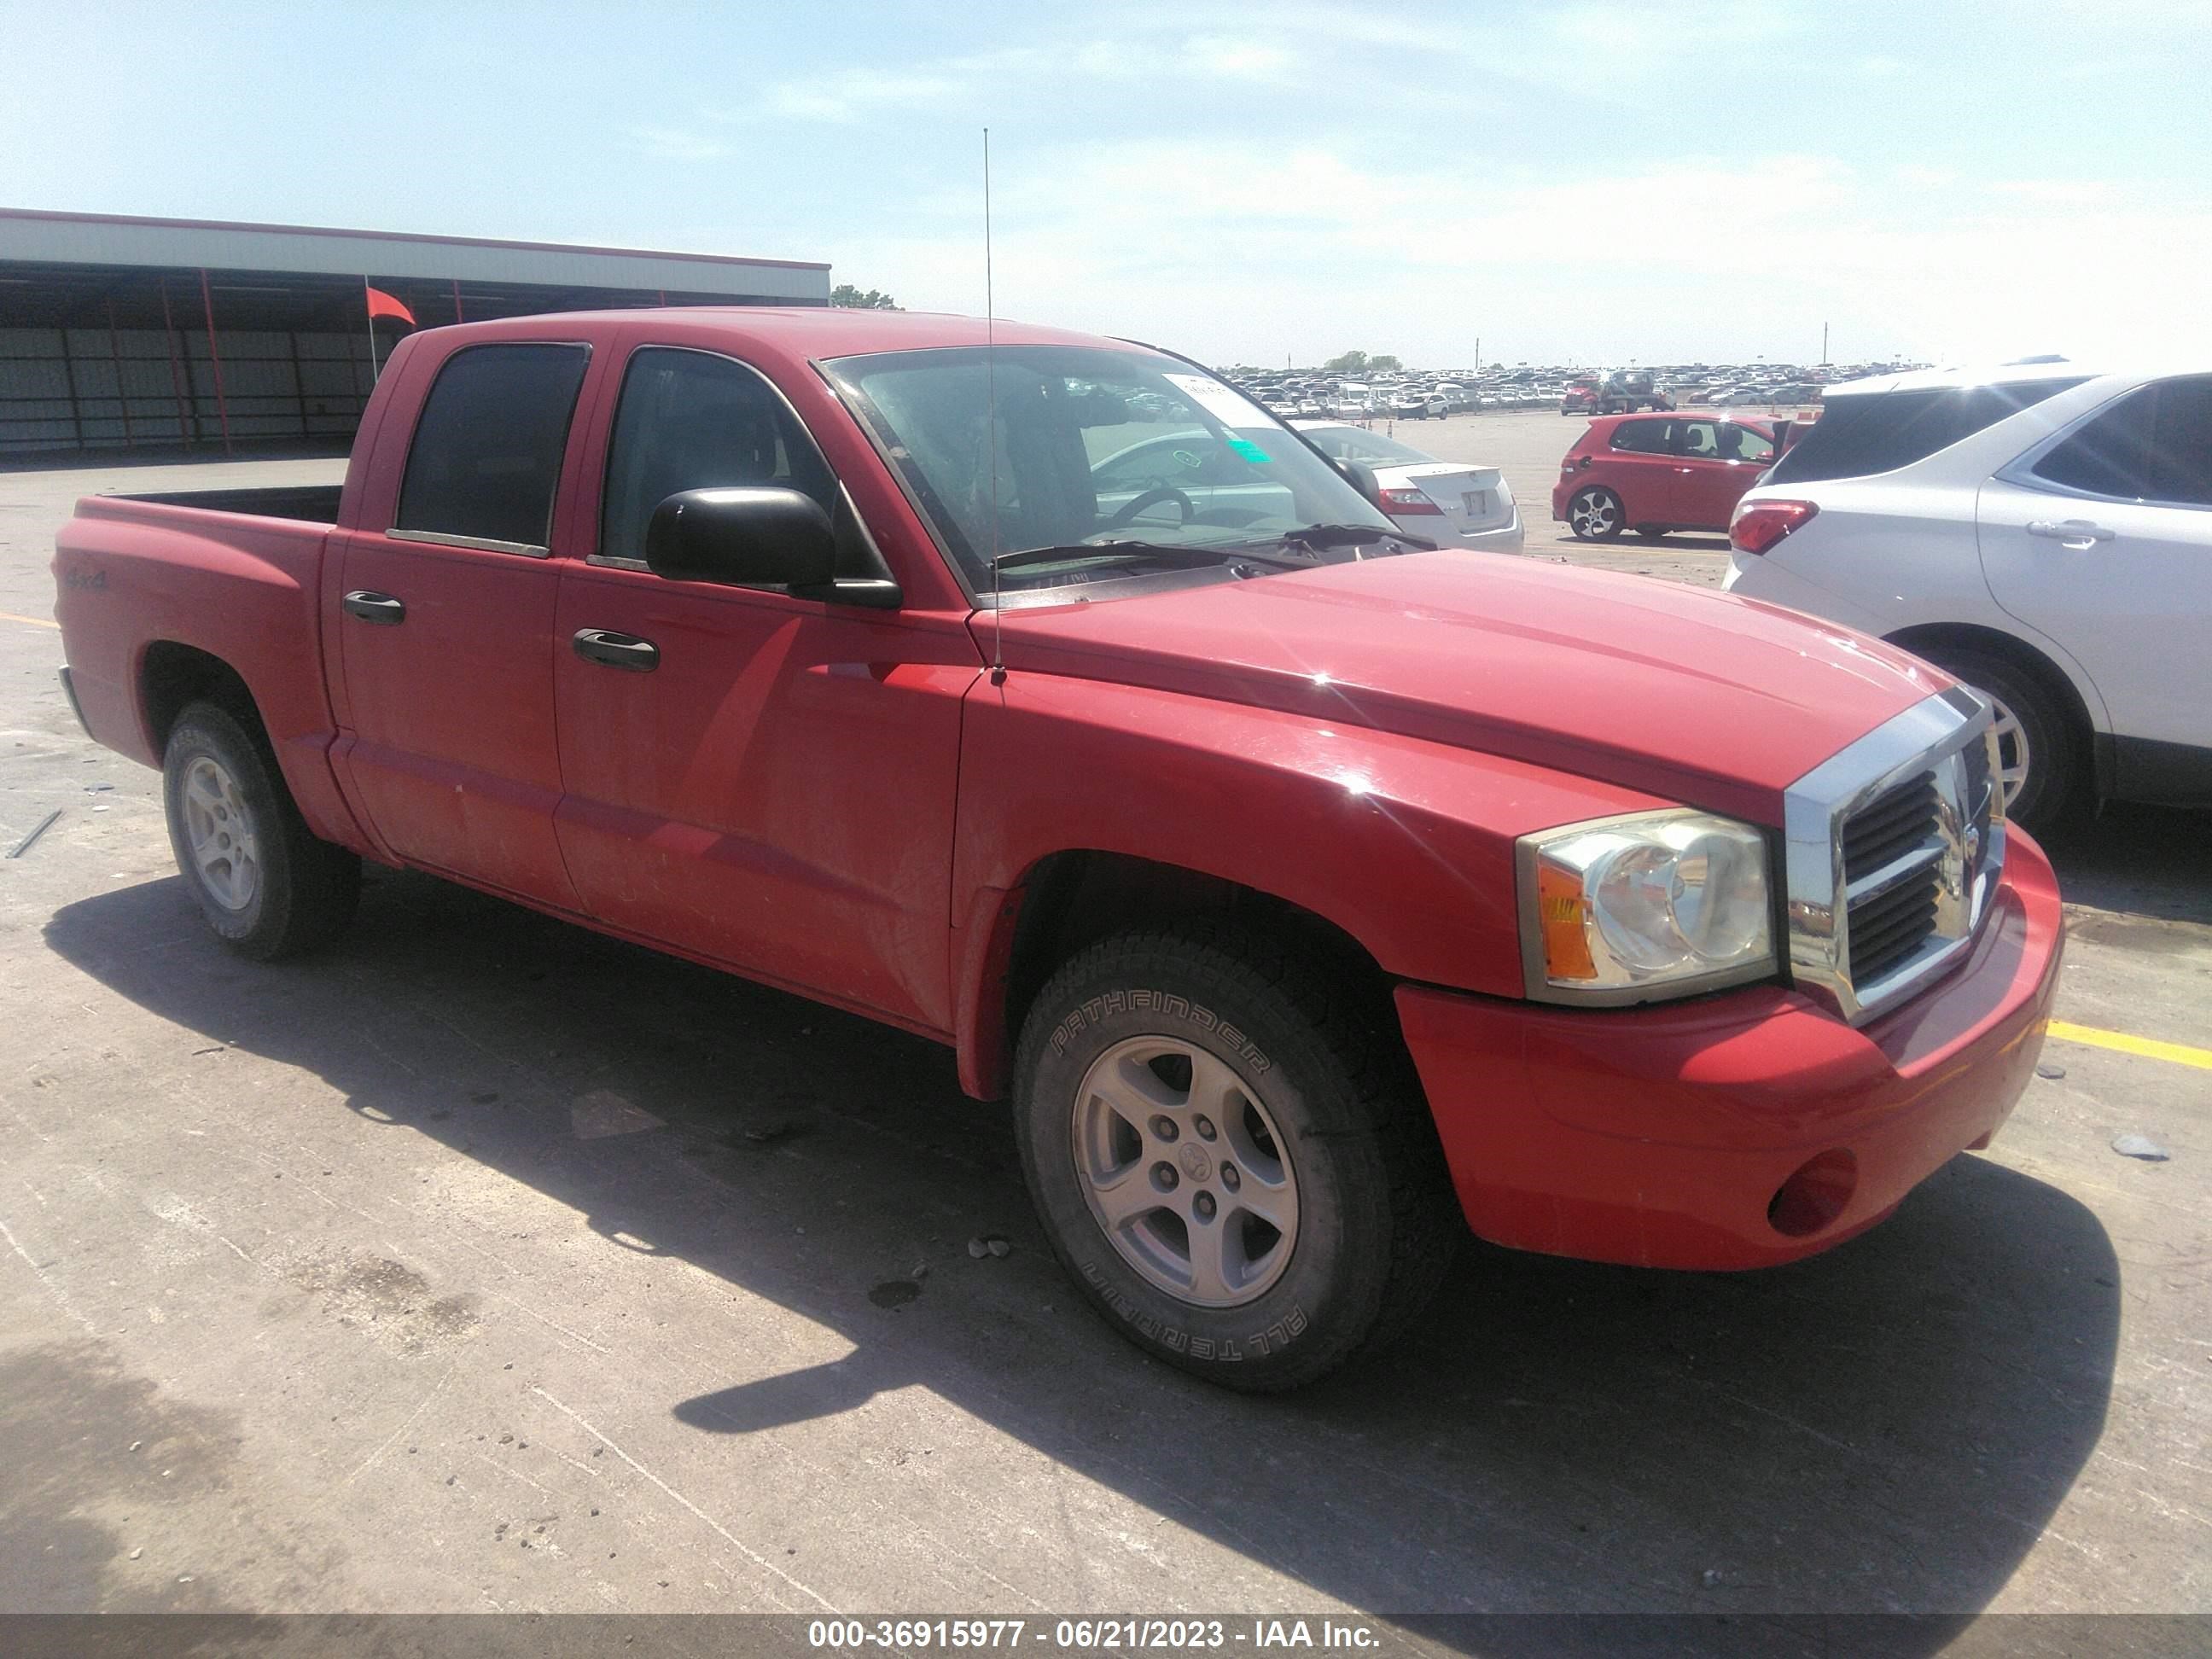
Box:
820;344;1399;591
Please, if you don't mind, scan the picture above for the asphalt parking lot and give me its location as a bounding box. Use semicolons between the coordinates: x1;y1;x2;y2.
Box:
1;422;2206;1628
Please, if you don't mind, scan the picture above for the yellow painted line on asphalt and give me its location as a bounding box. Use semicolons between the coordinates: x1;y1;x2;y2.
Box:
2049;1020;2212;1072
0;610;59;630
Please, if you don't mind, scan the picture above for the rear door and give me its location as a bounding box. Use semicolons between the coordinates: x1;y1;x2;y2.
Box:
1599;416;1681;524
1978;374;2212;773
549;340;975;1031
334;340;593;907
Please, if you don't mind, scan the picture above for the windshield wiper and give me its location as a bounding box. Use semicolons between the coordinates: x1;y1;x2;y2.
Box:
992;540;1318;575
1273;522;1435;552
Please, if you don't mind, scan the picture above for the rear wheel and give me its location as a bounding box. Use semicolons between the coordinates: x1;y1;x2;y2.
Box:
1910;644;2081;833
1012;921;1458;1391
162;702;360;958
1567;485;1626;541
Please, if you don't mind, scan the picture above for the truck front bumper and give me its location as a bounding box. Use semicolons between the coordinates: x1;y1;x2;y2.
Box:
1395;830;2064;1271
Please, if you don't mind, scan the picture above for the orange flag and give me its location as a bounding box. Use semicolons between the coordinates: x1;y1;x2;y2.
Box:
364;285;416;325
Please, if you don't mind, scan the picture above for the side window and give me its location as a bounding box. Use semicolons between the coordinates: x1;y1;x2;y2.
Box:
1610;419;1674;455
600;347;838;565
395;344;591;551
1724;424;1776;463
2032;388;2156;501
1674;420;1722;458
2148;375;2212;507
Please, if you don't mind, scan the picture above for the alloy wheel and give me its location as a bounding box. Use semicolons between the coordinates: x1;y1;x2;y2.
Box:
180;755;260;911
1071;1035;1299;1308
1569;487;1619;538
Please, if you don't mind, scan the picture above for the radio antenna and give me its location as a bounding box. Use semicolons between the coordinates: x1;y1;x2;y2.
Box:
984;126;1007;686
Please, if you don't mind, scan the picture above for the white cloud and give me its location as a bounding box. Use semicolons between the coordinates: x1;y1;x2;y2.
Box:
1177;35;1298;82
626;126;730;161
762;68;959;123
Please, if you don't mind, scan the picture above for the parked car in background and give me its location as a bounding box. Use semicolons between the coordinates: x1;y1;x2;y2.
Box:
1553;413;1778;543
1726;361;2211;830
1292;420;1522;549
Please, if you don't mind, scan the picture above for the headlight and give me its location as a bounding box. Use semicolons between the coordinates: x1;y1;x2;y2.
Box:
1516;811;1775;1004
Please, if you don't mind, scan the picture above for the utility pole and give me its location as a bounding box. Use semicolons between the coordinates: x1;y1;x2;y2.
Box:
1821;322;1829;365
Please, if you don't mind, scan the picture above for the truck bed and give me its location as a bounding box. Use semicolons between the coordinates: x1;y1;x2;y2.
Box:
106;482;343;524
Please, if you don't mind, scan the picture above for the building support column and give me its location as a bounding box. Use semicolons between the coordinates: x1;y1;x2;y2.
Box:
197;266;233;455
158;276;195;446
106;299;134;449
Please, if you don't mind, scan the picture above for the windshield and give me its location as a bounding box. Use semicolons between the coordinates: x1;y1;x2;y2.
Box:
821;344;1399;591
1297;423;1436;466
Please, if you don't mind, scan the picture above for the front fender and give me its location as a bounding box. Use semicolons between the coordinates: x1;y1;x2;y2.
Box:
948;670;1671;1093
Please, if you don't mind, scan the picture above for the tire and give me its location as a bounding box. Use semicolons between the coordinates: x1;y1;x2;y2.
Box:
162;701;361;959
1910;644;2081;834
1566;485;1626;541
1011;920;1458;1391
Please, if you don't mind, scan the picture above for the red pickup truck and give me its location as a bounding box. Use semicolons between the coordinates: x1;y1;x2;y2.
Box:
52;308;2063;1389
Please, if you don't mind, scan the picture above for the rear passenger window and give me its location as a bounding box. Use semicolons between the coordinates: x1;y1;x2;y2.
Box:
1766;380;2085;484
1610;420;1674;455
2033;389;2155;500
599;347;838;565
395;344;591;551
2034;376;2212;506
2147;376;2212;507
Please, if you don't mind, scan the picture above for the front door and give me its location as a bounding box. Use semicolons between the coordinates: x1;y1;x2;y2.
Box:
1601;416;1682;526
550;343;976;1032
1978;374;2212;771
335;340;593;908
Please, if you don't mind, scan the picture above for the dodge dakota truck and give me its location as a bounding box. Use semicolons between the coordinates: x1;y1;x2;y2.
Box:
52;307;2063;1389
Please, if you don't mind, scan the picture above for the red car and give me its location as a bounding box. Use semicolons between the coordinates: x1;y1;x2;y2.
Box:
1554;412;1778;540
52;308;2058;1390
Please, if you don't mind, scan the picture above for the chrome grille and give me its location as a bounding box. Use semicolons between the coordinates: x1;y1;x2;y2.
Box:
1842;771;1938;882
1783;687;2006;1026
1840;770;1945;983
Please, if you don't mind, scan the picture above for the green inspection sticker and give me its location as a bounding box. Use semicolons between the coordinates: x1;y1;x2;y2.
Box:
1227;438;1272;463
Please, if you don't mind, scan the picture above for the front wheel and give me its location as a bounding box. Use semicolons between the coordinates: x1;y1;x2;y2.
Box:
1012;922;1458;1390
1566;485;1626;540
163;702;361;958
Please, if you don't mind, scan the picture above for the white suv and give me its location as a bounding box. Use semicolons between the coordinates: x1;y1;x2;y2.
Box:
1725;363;2210;830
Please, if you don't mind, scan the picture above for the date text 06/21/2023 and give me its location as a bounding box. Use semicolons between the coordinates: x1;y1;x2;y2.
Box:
805;1619;1383;1650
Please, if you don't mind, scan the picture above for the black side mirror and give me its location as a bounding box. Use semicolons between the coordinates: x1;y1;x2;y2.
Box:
1330;457;1383;506
644;487;835;590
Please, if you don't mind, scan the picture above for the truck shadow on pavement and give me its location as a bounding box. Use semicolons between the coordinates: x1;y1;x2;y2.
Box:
46;870;2118;1627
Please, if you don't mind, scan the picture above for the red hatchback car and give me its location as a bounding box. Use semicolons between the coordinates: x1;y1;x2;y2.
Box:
1553;412;1778;540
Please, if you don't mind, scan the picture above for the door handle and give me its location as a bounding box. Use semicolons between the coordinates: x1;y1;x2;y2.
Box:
572;628;660;672
2025;519;2115;548
342;590;405;625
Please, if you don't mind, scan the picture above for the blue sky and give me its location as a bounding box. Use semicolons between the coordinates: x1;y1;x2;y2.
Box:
8;0;2210;368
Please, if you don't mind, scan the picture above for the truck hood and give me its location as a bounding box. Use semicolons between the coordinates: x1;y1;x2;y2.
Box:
988;551;1948;824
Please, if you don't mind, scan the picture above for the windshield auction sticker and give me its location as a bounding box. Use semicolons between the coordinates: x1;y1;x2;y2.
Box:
1163;372;1275;431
